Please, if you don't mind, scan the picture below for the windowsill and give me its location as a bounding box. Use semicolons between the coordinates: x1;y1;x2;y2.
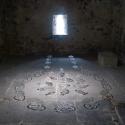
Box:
52;35;68;41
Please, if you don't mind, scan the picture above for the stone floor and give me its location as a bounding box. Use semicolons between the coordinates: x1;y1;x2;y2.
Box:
0;55;125;125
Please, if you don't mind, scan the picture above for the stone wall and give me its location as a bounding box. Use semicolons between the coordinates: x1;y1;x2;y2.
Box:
121;0;125;55
0;0;5;55
0;0;123;56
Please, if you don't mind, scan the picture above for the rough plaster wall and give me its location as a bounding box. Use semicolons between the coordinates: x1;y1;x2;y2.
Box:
121;0;125;54
0;0;123;56
110;0;123;55
0;0;5;55
0;0;18;55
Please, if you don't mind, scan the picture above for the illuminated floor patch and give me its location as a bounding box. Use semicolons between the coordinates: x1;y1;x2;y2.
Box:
83;102;100;110
75;89;88;95
0;56;123;124
60;89;70;96
55;103;76;113
27;99;46;111
13;92;25;101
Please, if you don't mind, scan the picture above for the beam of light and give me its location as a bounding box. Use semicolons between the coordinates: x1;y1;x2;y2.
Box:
53;15;68;35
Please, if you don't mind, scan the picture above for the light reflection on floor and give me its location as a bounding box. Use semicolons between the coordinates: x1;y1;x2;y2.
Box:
0;56;125;125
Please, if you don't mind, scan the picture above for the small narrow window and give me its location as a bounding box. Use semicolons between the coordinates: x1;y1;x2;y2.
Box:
52;14;68;35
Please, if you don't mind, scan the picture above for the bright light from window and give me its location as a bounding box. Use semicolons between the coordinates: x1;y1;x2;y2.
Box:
53;14;68;35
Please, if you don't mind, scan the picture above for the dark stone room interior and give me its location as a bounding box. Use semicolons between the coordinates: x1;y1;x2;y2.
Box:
0;0;125;125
